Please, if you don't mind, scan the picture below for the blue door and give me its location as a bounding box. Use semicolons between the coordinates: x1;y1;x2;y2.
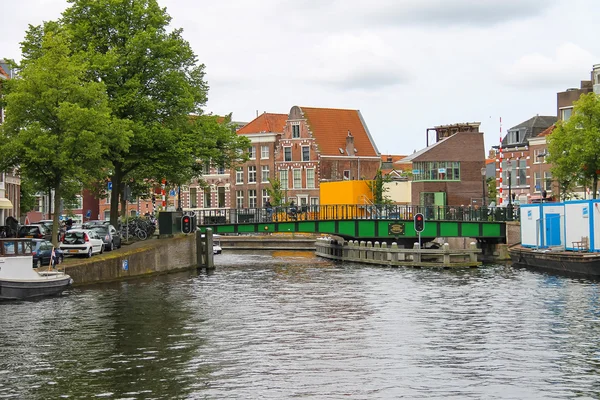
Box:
545;213;561;247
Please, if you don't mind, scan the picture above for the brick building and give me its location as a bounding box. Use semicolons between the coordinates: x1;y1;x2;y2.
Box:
232;112;287;209
274;106;380;208
398;123;486;207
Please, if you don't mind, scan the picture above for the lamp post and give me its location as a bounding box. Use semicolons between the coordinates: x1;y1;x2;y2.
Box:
537;151;546;204
481;167;487;207
507;162;513;220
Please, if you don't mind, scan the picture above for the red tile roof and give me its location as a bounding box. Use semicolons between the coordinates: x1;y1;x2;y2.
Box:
538;124;556;137
0;65;8;79
237;112;287;134
299;107;379;157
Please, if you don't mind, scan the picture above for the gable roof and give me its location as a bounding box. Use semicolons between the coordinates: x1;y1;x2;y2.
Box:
502;115;557;146
395;137;448;164
299;107;379;157
237;112;287;134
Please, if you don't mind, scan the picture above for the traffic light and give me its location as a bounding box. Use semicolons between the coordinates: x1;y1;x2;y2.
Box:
182;215;192;234
414;213;424;233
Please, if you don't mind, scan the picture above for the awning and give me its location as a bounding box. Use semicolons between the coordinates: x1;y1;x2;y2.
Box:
0;198;13;209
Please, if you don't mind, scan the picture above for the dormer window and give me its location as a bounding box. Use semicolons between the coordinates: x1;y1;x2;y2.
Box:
338;148;344;154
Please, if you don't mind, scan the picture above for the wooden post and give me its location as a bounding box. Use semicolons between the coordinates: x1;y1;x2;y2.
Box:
196;228;214;269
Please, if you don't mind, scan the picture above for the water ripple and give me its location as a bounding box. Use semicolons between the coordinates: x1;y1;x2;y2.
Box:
1;253;599;399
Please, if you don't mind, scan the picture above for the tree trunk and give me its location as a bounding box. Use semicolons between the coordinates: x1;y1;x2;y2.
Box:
110;169;123;227
593;175;598;200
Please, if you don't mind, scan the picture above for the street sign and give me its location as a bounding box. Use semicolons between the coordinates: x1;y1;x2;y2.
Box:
108;182;112;191
170;189;176;196
122;259;129;271
86;210;91;218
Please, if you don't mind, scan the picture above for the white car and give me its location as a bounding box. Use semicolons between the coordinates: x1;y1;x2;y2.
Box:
60;229;104;258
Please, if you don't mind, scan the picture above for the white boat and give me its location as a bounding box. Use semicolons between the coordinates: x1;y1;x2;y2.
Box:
0;238;73;300
213;234;222;255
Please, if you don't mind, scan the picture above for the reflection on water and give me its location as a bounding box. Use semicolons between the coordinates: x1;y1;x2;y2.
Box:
1;252;600;399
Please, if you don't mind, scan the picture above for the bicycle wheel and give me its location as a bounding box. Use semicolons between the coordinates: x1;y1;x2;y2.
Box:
136;229;148;240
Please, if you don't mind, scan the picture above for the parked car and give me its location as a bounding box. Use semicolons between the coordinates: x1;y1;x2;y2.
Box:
59;229;104;258
31;239;64;268
18;224;53;241
89;224;122;251
83;220;111;228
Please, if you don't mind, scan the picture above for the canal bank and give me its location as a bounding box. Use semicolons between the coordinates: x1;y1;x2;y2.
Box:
62;234;197;286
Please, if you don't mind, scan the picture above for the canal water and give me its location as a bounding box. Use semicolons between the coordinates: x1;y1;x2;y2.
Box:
1;253;599;399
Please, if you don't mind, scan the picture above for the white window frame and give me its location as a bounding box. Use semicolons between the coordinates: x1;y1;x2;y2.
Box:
248;146;256;160
261;145;269;159
293;168;302;189
302;145;310;162
343;170;350;180
284;147;292;162
292;122;300;138
262;189;269;206
248;189;257;208
306;168;315;189
248;166;256;183
236;190;244;209
261;165;270;183
236;168;244;184
279;170;289;189
560;107;573;121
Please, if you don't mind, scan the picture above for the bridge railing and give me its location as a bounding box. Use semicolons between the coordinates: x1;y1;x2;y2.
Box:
194;204;518;226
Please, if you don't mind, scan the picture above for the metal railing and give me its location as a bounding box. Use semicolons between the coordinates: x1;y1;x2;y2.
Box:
193;204;519;225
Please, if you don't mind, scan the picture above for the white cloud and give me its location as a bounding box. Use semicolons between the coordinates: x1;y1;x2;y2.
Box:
500;43;598;88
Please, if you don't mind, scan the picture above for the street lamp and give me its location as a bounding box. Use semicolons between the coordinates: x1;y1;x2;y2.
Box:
481;167;487;207
537;151;547;204
507;162;513;220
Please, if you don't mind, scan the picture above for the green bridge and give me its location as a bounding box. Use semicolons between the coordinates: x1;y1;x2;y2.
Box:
195;204;511;243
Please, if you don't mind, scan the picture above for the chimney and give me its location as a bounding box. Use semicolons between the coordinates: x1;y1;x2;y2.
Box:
345;131;355;156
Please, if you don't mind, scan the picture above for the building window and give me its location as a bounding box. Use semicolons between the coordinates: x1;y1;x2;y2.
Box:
343;170;350;180
310;197;319;206
261;145;269;159
262;189;269;206
302;146;310;161
293;169;302;188
204;188;211;208
248;166;256;183
280;170;289;189
544;171;552;191
218;186;225;208
412;161;461;182
560;107;573;121
292;124;300;138
248;189;257;208
518;159;526;185
236;168;244;184
217;165;225;175
236;190;244;209
261;165;270;182
248;146;256;160
534;149;546;163
284;147;292;162
190;187;197;208
306;168;315;188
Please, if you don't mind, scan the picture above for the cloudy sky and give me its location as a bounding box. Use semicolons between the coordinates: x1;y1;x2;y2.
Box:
1;0;599;155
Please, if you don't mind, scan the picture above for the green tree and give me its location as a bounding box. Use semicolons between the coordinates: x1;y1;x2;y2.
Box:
266;177;285;206
0;31;127;245
368;169;393;205
56;0;246;225
548;93;600;199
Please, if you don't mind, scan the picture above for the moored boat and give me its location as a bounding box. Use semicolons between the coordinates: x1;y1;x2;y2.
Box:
0;238;73;300
509;244;600;277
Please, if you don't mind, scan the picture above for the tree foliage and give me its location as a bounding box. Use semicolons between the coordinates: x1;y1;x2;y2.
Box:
547;93;600;199
0;30;127;245
15;0;248;226
266;177;285;206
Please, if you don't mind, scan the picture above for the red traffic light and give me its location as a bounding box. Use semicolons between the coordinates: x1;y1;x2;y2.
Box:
414;213;425;232
182;215;193;233
183;216;190;223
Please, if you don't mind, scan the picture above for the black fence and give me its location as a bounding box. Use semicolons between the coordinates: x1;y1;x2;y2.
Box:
192;204;519;226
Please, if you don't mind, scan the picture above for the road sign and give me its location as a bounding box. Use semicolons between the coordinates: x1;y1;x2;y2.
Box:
108;182;112;191
170;189;176;197
86;210;91;218
122;259;129;271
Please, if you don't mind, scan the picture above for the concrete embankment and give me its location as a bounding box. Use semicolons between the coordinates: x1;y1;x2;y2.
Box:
63;234;196;286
